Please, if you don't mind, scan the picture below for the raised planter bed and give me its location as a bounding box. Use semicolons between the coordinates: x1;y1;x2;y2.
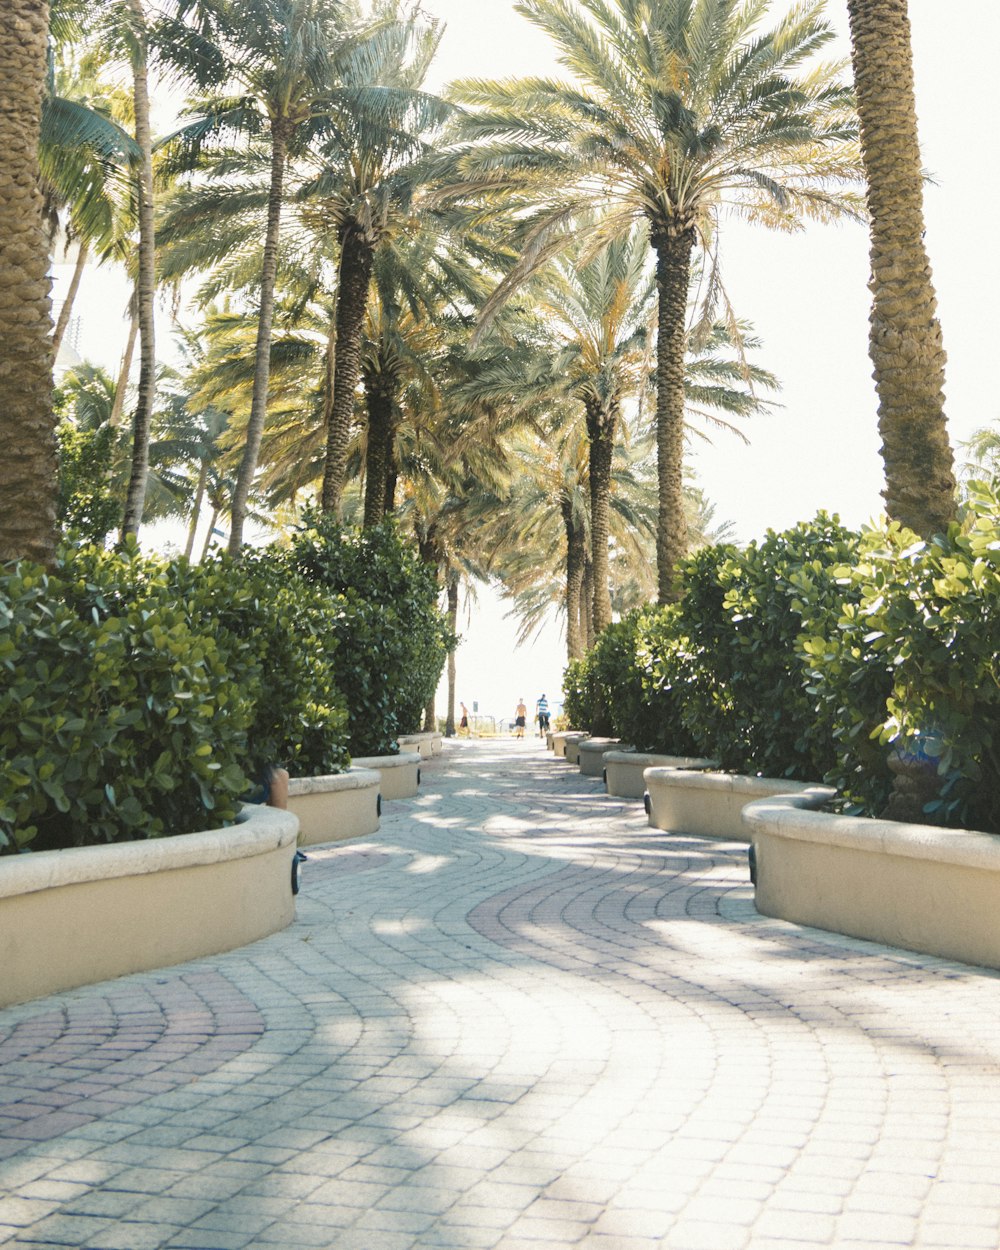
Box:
545;731;554;751
578;738;623;777
552;730;589;759
644;766;834;841
350;751;421;800
398;732;441;760
0;804;299;1009
564;735;591;766
287;768;381;847
604;751;717;799
744;792;1000;970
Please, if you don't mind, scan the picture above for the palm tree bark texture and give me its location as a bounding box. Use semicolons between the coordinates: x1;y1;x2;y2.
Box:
121;0;157;539
561;493;586;662
228;118;292;554
847;0;955;537
445;571;459;735
0;0;57;565
585;398;617;634
362;365;396;527
652;226;696;604
322;226;375;515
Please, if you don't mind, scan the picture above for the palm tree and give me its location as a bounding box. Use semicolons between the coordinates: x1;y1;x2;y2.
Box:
845;0;956;537
160;0;354;552
0;0;57;564
299;3;452;515
447;0;861;600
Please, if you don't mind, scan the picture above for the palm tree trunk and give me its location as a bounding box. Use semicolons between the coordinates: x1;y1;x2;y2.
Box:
586;398;617;634
385;446;398;514
846;0;955;537
422;694;436;734
362;366;393;527
562;494;585;662
227;118;290;554
321;226;375;515
121;0;156;539
0;0;57;565
582;556;595;651
201;504;220;561
652;228;696;603
109;314;138;427
52;239;88;355
445;571;459;736
184;458;208;559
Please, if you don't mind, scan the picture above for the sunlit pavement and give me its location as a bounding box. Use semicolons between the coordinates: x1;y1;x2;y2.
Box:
3;740;1000;1250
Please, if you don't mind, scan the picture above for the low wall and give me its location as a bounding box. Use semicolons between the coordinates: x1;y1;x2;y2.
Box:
350;752;421;800
644;767;834;840
565;736;590;766
545;732;554;751
552;731;589;759
604;752;717;800
745;794;1000;970
398;733;440;760
287;768;381;846
578;738;622;777
0;805;299;1009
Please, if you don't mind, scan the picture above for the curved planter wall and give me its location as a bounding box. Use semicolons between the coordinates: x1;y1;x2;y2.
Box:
578;738;623;777
350;752;421;800
564;736;591;767
745;794;1000;970
604;752;717;800
398;733;440;760
644;767;834;841
552;731;588;759
0;805;299;1009
287;768;381;847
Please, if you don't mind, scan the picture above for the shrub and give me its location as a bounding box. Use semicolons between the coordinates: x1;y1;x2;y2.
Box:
286;515;450;755
0;545;253;854
803;487;1000;831
617;606;699;755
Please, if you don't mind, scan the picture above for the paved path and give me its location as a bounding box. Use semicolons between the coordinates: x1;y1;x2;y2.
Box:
3;740;1000;1250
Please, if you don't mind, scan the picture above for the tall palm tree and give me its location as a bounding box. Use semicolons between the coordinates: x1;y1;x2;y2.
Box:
0;0;57;564
447;0;861;600
160;0;353;552
299;3;452;515
845;0;955;537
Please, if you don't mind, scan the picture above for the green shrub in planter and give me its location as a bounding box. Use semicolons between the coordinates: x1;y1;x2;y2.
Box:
0;546;253;854
618;605;699;755
803;488;1000;831
285;515;450;755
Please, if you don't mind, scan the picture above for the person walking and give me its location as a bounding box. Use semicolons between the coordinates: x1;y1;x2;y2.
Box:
535;693;550;737
459;702;470;736
514;698;527;739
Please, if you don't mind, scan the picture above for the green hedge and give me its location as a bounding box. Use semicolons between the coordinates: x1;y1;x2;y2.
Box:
285;515;451;756
565;501;1000;832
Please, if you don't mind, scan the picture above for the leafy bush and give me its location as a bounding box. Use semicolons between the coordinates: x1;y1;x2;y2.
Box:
803;487;1000;831
286;515;450;755
0;545;252;854
616;606;699;755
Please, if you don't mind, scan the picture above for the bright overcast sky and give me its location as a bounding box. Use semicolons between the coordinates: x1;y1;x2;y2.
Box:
56;1;1000;719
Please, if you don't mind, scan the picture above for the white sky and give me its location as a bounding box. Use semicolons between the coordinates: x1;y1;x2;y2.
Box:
53;0;1000;724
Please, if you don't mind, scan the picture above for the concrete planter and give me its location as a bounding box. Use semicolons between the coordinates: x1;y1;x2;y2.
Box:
287;768;381;847
565;736;591;766
0;805;299;1009
398;732;441;760
644;766;834;841
552;731;589;759
578;738;623;777
745;792;1000;970
350;751;421;800
545;732;554;751
604;751;717;799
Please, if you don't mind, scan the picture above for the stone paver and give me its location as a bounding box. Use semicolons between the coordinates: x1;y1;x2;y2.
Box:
3;739;1000;1248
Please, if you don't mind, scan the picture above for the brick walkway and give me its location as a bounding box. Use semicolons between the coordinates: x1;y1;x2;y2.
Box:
2;740;1000;1250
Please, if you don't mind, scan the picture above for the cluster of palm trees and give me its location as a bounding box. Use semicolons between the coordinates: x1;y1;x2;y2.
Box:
2;0;960;658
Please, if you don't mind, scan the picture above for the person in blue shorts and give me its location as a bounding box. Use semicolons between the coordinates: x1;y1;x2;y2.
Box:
535;693;550;737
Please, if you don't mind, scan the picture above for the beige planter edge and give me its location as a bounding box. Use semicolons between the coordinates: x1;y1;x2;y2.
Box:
350;752;421;800
745;793;1000;970
604;752;718;800
551;731;589;759
577;738;623;777
0;804;299;1009
644;767;834;841
398;732;442;760
288;767;381;847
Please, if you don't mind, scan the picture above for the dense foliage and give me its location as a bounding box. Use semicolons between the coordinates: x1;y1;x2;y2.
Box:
286;514;451;755
567;505;1000;832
